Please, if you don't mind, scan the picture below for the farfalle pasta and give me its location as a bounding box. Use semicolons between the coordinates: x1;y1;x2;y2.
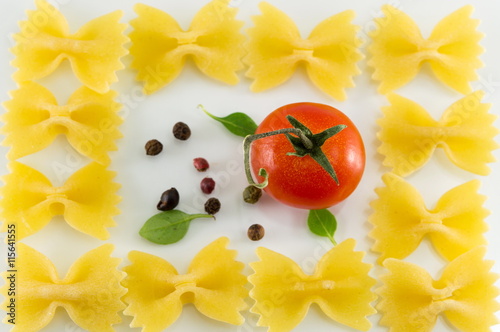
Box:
377;246;500;331
368;5;483;94
249;239;376;332
0;161;120;240
1;243;127;332
244;2;363;101
378;91;498;176
129;0;246;94
370;173;489;263
122;237;248;331
12;0;128;93
2;81;122;165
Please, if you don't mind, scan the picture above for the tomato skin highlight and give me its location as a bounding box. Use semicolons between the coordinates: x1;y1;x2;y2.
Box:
250;102;365;210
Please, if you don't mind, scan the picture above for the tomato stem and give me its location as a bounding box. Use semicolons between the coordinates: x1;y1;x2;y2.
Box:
243;127;313;188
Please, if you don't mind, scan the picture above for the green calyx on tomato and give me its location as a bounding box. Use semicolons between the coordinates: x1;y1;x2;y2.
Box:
243;115;347;189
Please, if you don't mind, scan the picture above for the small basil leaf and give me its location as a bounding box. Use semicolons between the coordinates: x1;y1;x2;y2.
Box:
201;105;258;137
307;209;337;245
139;210;214;245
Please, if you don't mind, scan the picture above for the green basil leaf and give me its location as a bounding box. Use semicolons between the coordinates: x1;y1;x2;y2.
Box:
307;209;337;245
139;210;214;245
200;105;258;137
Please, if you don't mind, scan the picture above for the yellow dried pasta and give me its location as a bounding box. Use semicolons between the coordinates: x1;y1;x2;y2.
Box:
370;173;489;264
244;2;363;101
2;81;122;166
12;0;128;93
0;161;120;240
130;1;246;94
249;239;376;332
378;91;499;176
368;5;484;94
377;247;500;332
1;243;127;332
122;237;248;331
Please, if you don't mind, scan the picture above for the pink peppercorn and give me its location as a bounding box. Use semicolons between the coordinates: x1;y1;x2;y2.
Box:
200;177;215;194
193;158;210;172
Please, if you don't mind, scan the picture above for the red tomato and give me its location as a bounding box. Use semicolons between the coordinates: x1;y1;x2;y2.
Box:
250;102;365;209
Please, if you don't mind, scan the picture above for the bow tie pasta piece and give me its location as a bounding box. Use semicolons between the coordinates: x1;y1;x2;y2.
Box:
1;243;127;332
244;2;363;101
12;0;128;93
129;1;246;94
0;161;120;240
2;82;123;165
368;5;483;94
378;91;499;176
377;247;500;332
249;239;376;332
370;173;489;264
122;237;248;331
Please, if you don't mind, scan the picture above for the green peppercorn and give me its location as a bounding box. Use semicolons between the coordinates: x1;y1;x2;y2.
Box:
247;224;265;241
243;185;262;204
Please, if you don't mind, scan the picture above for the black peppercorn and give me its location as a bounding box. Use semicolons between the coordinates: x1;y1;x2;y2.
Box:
173;122;191;140
243;185;262;204
204;197;221;215
157;188;180;211
200;177;216;194
248;224;265;241
145;139;163;156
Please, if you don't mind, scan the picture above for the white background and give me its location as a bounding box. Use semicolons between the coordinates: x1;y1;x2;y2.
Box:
0;0;499;331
